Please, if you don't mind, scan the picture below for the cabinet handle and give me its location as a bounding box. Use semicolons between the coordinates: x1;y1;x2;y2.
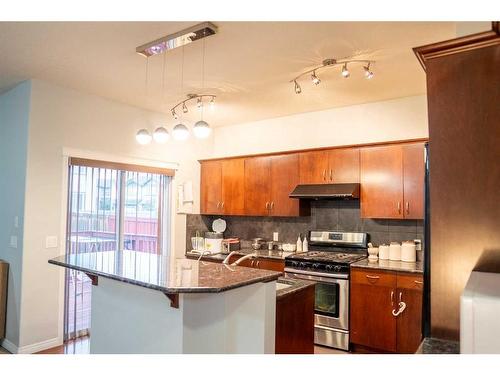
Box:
406;201;410;214
322;169;327;181
221;201;225;209
414;280;423;285
256;260;260;268
265;202;270;210
251;260;255;267
329;169;333;182
365;274;380;280
270;202;274;210
397;201;402;214
391;290;394;306
216;201;221;209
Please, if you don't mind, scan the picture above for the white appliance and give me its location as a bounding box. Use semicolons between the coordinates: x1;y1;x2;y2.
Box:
460;271;500;353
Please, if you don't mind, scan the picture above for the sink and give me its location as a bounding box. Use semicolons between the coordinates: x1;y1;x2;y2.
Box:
276;282;293;291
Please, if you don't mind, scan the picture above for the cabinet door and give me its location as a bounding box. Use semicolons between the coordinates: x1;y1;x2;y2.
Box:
299;150;329;184
402;143;425;219
350;269;397;352
270;154;300;217
255;258;285;272
244;156;271;216
360;145;404;218
396;274;423;353
328;148;360;183
200;160;222;214
221;159;245;215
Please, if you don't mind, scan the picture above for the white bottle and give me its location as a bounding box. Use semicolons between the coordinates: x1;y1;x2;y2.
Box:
296;235;303;253
302;236;308;252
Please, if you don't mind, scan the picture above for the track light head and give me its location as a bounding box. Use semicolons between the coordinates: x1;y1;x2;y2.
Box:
341;63;350;78
364;64;374;79
311;71;321;85
182;102;188;113
197;97;203;110
171;109;178;120
294;80;302;94
209;96;215;109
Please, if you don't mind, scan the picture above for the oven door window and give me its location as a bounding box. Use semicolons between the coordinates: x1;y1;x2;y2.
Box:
314;282;340;318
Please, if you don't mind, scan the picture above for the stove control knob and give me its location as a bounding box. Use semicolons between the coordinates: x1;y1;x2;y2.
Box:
312;263;320;269
299;262;307;268
291;261;299;267
333;265;342;272
325;265;333;271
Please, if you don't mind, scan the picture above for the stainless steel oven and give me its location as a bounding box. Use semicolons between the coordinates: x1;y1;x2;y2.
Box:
284;267;350;351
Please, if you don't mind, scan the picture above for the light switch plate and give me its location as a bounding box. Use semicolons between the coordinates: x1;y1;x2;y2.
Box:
273;232;279;242
46;236;58;249
10;235;18;248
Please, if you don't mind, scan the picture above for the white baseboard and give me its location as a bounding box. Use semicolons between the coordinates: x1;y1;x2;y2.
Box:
1;336;62;354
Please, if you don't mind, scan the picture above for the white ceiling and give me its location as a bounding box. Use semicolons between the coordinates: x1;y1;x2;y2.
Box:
0;22;456;127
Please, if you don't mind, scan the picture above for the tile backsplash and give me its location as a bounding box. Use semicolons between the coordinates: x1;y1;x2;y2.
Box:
186;200;424;251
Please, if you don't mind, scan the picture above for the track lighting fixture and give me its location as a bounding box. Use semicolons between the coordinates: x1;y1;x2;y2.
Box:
311;71;321;85
135;129;152;145
290;57;375;94
341;63;350;78
294;80;302;94
364;63;374;79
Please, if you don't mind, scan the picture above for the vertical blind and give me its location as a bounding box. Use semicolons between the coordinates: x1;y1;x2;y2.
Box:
64;158;173;340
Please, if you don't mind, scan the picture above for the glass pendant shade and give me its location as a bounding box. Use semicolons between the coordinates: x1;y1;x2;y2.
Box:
153;127;170;143
136;129;152;145
193;120;211;139
172;123;190;141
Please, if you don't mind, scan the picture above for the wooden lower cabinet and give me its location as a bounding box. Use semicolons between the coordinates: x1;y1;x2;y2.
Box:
275;283;315;354
350;268;423;353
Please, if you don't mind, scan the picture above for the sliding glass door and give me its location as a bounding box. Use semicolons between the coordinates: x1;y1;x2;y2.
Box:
64;160;172;341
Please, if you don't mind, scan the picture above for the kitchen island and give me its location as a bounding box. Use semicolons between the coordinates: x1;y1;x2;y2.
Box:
49;250;281;354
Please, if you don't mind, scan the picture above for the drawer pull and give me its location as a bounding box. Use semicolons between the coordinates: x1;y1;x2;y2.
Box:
365;275;380;279
414;280;423;285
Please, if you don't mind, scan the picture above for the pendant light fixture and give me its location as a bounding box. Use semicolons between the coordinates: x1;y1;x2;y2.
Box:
135;22;218;144
290;57;375;94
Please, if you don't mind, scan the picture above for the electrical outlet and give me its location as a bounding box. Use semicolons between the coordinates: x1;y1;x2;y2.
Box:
273;232;279;242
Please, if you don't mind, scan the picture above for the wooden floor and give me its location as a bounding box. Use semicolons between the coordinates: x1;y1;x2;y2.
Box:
32;337;345;354
36;336;90;354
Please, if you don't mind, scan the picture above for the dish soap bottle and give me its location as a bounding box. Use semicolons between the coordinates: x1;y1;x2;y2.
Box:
296;235;303;253
302;235;308;252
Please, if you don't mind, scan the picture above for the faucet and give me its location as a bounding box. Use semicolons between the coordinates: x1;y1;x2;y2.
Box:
223;251;256;266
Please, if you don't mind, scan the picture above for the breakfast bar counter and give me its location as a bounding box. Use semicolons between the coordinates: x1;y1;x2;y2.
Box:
49;250;280;354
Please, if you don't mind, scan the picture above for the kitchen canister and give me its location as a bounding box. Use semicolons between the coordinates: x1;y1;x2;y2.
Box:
401;240;417;262
389;242;402;261
378;244;390;260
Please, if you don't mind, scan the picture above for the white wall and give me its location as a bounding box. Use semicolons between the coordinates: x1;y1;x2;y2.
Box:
0;81;31;349
212;95;428;158
16;79;212;351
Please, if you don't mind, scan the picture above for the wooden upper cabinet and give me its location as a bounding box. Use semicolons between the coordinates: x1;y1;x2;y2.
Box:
221;158;245;215
299;148;360;184
200;160;222;215
299;151;329;184
360;145;404;219
402;143;425;219
328;148;360;183
244;156;271;216
270;154;300;216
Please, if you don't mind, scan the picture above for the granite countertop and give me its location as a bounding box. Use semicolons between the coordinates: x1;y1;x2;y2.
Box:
185;248;293;262
49;250;281;294
276;277;315;300
351;258;424;274
416;337;460;354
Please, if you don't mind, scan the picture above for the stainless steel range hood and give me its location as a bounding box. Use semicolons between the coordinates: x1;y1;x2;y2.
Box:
289;183;360;200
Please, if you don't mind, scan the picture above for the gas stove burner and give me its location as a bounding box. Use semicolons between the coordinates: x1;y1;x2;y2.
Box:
287;251;366;264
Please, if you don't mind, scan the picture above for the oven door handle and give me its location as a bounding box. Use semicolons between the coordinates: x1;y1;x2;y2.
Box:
284;267;349;280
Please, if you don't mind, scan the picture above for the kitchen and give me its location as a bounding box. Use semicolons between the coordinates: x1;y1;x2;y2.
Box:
0;4;499;373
